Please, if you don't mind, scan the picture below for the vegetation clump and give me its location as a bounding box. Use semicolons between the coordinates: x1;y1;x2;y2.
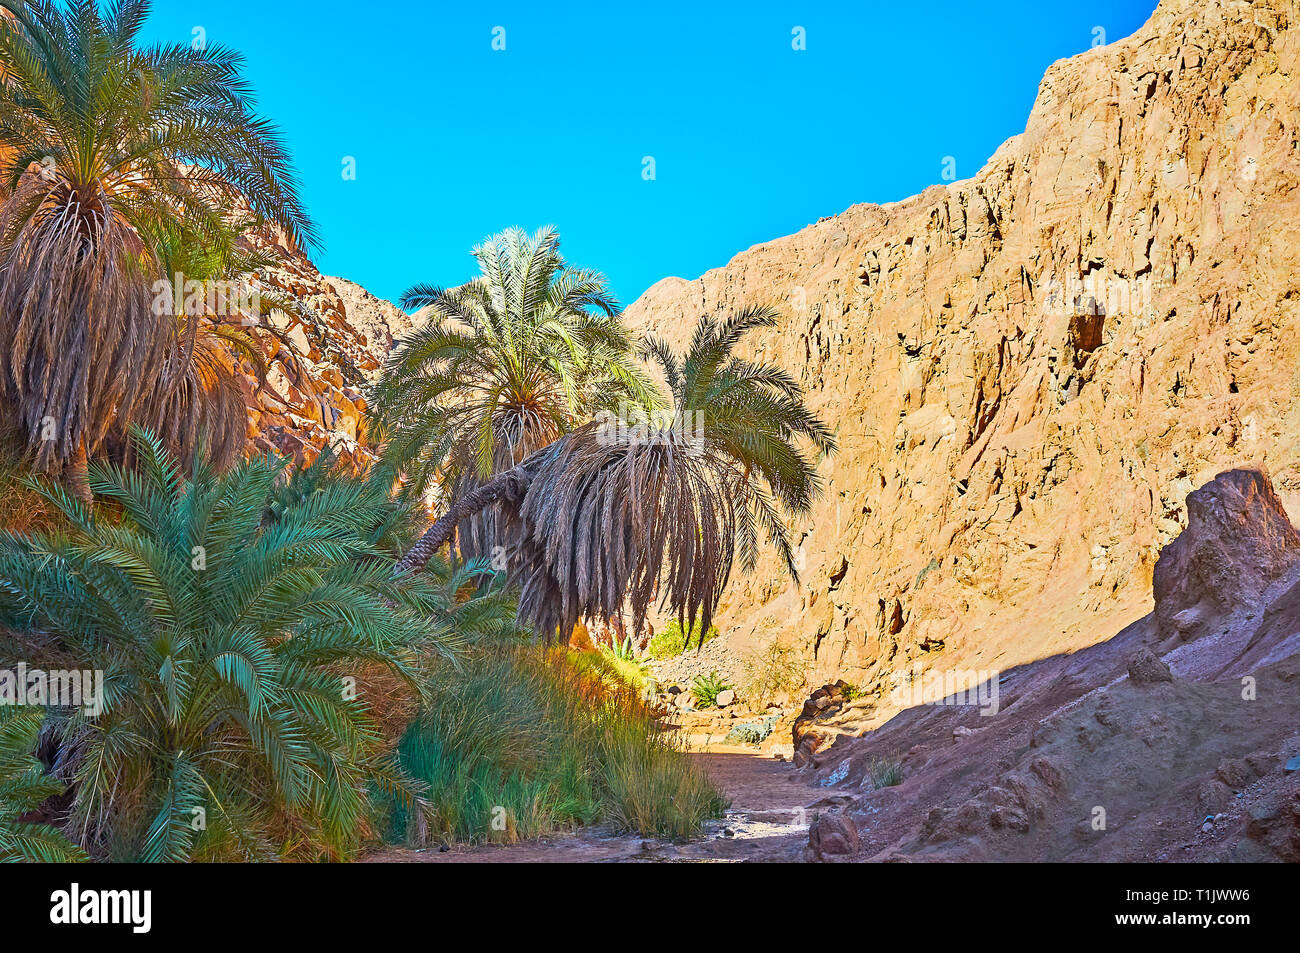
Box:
723;716;778;746
867;756;904;790
690;671;735;708
379;646;726;845
647;619;719;659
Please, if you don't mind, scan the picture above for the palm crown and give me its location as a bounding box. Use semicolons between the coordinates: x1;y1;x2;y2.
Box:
398;305;836;647
0;0;312;489
375;225;656;558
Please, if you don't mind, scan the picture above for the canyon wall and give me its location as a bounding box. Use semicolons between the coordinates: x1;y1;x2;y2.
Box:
233;232;418;469
622;0;1300;703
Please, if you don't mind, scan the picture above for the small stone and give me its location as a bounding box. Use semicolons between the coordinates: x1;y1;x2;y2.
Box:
1284;756;1300;774
1127;648;1174;684
808;812;860;859
716;689;736;707
1197;779;1232;817
1215;758;1250;788
1246;801;1279;838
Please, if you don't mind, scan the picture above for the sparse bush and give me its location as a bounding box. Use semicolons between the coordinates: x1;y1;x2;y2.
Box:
724;716;778;745
690;671;735;708
647;619;719;658
740;637;808;702
867;756;904;789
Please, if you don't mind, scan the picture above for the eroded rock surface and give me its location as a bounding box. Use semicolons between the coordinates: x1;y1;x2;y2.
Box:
1152;468;1300;642
624;0;1300;719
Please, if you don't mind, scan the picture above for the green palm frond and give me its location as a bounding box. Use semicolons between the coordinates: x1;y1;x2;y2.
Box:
374;226;661;562
0;427;498;861
0;707;87;862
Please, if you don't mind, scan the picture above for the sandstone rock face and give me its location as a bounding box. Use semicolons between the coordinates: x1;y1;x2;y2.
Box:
1152;469;1300;642
623;0;1300;716
233;234;422;468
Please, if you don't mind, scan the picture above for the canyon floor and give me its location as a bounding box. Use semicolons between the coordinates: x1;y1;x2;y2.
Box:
365;746;819;864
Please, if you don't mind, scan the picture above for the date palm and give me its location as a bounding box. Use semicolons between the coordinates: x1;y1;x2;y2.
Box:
374;225;657;562
125;219;308;473
0;428;468;861
0;0;313;501
396;306;835;645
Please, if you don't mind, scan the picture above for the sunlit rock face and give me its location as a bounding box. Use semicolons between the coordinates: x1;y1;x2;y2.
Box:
622;0;1300;709
234;227;425;470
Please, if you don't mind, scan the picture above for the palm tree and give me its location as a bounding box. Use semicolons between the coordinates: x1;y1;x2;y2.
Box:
0;0;313;502
396;306;836;646
374;225;657;561
125;218;310;473
0;429;473;861
0;707;87;861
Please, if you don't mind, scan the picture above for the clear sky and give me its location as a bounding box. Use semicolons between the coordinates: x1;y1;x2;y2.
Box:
142;0;1160;308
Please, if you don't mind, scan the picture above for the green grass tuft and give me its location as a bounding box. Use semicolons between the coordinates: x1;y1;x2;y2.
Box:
690;670;734;708
867;755;904;789
380;646;726;846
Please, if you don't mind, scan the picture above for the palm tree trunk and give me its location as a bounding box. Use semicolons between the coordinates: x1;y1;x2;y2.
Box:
67;436;92;507
394;461;533;574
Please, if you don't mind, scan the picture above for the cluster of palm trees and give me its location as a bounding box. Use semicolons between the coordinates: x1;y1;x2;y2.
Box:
380;227;836;643
0;0;835;861
0;0;313;500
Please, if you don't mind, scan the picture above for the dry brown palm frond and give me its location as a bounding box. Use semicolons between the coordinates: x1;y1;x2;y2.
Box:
0;175;172;474
501;422;739;643
122;323;248;472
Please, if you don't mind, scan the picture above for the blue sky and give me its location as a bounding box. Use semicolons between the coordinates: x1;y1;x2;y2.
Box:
143;1;1159;308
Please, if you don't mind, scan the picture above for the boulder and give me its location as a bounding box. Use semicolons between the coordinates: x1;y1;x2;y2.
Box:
1126;648;1174;684
807;812;860;860
1152;470;1300;643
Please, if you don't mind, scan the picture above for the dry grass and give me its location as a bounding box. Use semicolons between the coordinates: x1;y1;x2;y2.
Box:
741;636;809;704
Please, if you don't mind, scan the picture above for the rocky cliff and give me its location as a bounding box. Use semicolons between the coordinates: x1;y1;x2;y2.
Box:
623;0;1300;715
232;232;417;469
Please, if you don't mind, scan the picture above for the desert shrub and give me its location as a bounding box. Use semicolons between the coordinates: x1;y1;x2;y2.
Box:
867;756;904;789
647;619;719;659
381;645;726;845
690;671;734;708
841;682;866;701
724;716;778;745
740;638;808;702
